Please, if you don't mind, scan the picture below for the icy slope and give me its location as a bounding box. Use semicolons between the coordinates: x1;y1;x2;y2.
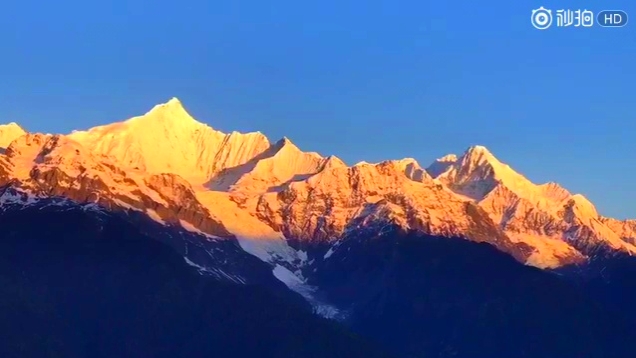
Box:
207;137;346;193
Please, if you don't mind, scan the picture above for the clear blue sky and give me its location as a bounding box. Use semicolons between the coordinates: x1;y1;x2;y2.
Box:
0;1;634;218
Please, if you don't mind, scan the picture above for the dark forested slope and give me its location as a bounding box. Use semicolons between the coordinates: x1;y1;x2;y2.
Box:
0;204;391;358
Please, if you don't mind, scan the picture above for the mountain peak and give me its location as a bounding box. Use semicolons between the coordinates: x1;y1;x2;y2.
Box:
144;97;194;122
438;154;458;162
155;97;183;108
66;98;271;183
166;97;181;105
426;145;506;181
451;145;507;176
1;122;24;129
390;158;431;182
467;144;490;152
276;136;293;146
0;121;28;149
462;145;497;162
395;157;419;165
426;153;458;178
433;145;523;200
272;136;301;154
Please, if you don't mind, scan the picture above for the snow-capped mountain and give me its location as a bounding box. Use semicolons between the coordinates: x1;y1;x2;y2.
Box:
431;145;636;267
6;98;636;358
1;98;635;286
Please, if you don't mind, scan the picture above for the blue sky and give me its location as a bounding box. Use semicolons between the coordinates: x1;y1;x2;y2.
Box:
0;0;634;218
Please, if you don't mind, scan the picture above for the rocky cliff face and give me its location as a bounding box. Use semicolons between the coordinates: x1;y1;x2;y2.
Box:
0;132;233;238
252;160;531;263
600;217;636;245
1;98;634;270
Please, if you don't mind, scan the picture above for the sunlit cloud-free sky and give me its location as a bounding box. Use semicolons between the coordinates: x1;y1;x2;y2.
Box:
0;0;634;218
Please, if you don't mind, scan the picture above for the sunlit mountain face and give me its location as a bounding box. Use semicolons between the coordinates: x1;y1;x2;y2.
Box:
2;99;636;358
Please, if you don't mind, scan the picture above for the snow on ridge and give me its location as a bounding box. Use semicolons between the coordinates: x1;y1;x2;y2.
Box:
178;219;220;240
272;264;341;319
323;239;346;259
183;256;246;284
235;235;341;319
0;187;65;208
0;187;112;216
145;209;166;224
236;235;308;268
0;188;38;206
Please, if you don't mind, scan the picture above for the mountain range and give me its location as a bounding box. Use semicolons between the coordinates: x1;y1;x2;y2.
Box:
2;98;636;358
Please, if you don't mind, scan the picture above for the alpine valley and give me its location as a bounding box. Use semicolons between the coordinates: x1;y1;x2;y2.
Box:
2;98;636;358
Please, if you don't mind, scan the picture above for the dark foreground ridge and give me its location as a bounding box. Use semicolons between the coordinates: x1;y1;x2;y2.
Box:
0;203;391;358
4;193;636;358
305;226;636;358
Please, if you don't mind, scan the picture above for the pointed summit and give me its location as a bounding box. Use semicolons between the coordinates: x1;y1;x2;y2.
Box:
67;98;269;183
271;136;302;156
460;145;499;165
154;96;183;108
452;145;508;174
147;97;184;111
435;145;530;200
143;97;197;124
271;136;324;161
275;136;294;147
166;97;181;105
322;155;346;169
466;144;490;153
